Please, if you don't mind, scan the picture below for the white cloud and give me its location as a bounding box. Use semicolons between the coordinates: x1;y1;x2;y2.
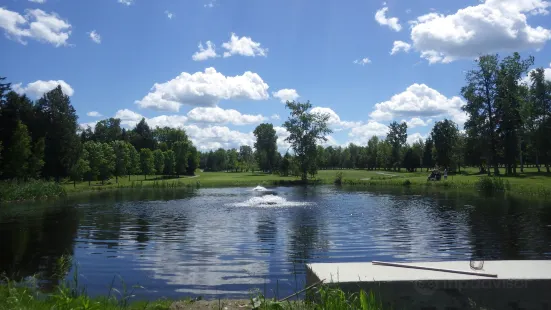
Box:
401;117;431;128
186;106;265;125
407;132;427;145
222;33;267;58
29;0;46;3
348;121;389;144
370;83;467;127
135;67;270;112
272;89;299;103
186;125;255;151
310;107;361;130
204;0;216;8
375;7;402;32
522;62;551;84
271;114;280;120
12;80;74;98
353;58;372;65
165;11;173;19
0;8;71;46
410;0;551;63
114;109;144;127
274;126;291;152
118;0;134;5
88;30;101;44
79;121;98;130
192;41;218;61
390;41;411;55
87;111;103;118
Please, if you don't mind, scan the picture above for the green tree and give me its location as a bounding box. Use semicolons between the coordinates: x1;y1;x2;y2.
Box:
403;147;420;172
253;123;278;172
35;86;81;181
173;141;189;176
366;136;379;169
131;118;156;151
153;127;188;150
153;149;165;176
186;146;200;175
99;143;115;183
69;155;90;187
127;143;141;179
0;76;11;104
462;55;500;175
83;141;102;184
112;140;130;183
386;121;407;171
528;68;551;172
227;149;239;172
140;148;155;179
377;140;392;170
4;121;31;179
283;100;332;181
27;137;45;179
238;145;254;172
280;152;291;176
94;118;122;143
163;150;176;175
431;119;459;170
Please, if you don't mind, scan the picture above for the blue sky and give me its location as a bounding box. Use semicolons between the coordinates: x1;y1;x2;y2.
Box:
2;0;551;151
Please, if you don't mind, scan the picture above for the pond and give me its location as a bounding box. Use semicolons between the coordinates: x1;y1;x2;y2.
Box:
1;186;551;300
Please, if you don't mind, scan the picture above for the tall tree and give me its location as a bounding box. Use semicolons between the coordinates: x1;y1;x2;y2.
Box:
112;140;130;183
131;118;156;151
528;68;551;172
366;136;379;169
127;143;141;179
238;145;254;172
0;76;11;104
462;55;500;175
4;121;31;179
186;146;200;175
163;150;176;175
173;141;189;176
35;86;81;180
69;155;90;187
98;143;115;183
83;141;102;184
253;123;278;172
423;138;434;171
283;100;332;181
386;121;407;171
94;118;123;143
227;149;239;172
153;149;165;176
28;137;45;179
140;148;155;179
431;119;459;170
153;127;188;150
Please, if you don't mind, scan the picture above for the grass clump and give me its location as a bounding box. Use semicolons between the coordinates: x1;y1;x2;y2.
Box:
475;176;510;193
0;180;66;202
334;172;344;185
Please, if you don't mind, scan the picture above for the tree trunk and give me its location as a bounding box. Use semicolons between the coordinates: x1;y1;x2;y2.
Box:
116;175;118;183
519;139;524;173
536;152;541;172
128;174;131;181
88;180;91;186
74;180;76;188
145;174;147;180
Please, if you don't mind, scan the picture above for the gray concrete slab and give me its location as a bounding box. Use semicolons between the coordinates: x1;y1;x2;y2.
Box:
307;261;551;309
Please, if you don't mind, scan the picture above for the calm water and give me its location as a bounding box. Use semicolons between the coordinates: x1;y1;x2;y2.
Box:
1;186;551;299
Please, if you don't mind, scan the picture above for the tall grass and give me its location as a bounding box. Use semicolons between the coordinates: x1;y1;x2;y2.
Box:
0;180;66;202
474;176;510;193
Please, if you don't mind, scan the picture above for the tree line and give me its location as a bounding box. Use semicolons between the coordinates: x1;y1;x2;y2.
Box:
0;79;199;185
1;52;550;182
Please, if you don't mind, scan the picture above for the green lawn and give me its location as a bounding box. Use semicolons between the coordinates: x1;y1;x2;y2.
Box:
61;167;551;197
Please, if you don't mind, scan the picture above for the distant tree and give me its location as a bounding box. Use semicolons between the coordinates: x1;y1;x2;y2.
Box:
69;156;90;187
112;140;130;183
423;138;435;171
4;121;31;180
280;152;291;176
83;141;102;184
127;143;141;179
386;121;408;171
94;118;122;143
253;123;278;172
238;145;254;172
153;127;188;150
403;147;420;172
27;137;45;179
227;149;239;172
0;76;11;104
131;118;156;151
98;143;115;184
377;140;392;170
411;139;424;170
153;149;165;176
431;119;459;170
283;100;332;181
186;146;200;175
366;136;379;169
140;148;155;179
163;150;176;175
35;86;81;181
173;141;189;176
214;148;228;171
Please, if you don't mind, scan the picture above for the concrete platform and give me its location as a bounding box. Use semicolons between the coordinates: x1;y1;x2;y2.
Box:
307;261;551;309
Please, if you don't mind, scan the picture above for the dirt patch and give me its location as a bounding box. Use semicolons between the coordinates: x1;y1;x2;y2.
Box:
170;299;252;310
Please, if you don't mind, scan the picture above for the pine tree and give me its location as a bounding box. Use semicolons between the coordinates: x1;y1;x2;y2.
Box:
5;121;31;180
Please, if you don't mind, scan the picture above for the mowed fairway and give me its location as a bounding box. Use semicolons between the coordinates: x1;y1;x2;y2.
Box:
62;167;551;196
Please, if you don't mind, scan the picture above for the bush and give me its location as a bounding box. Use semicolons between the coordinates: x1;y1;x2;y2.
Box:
334;172;344;185
475;176;510;193
0;180;66;202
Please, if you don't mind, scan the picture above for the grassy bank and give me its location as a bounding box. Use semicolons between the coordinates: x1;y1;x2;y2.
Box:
0;180;66;202
0;279;383;310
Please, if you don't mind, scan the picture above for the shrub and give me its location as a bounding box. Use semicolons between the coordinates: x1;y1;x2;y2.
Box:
334;172;344;185
0;180;66;202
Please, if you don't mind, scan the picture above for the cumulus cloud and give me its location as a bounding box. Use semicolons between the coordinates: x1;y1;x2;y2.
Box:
410;0;551;63
185;125;255;151
192;41;218;61
407;132;427;145
29;0;46;3
390;41;411;55
271;114;280;120
0;8;71;46
222;33;267;58
522;62;551;84
135;67;270;112
310;107;361;131
87;111;103;117
369;83;467;127
12;80;74;98
272;89;299;103
88;30;101;44
401;117;432;128
375;7;402;32
274;126;291;152
114;109;144;127
186;107;265;125
353;58;372;65
348;121;389;144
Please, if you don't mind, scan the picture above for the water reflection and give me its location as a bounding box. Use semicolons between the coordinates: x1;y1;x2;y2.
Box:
0;186;550;300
